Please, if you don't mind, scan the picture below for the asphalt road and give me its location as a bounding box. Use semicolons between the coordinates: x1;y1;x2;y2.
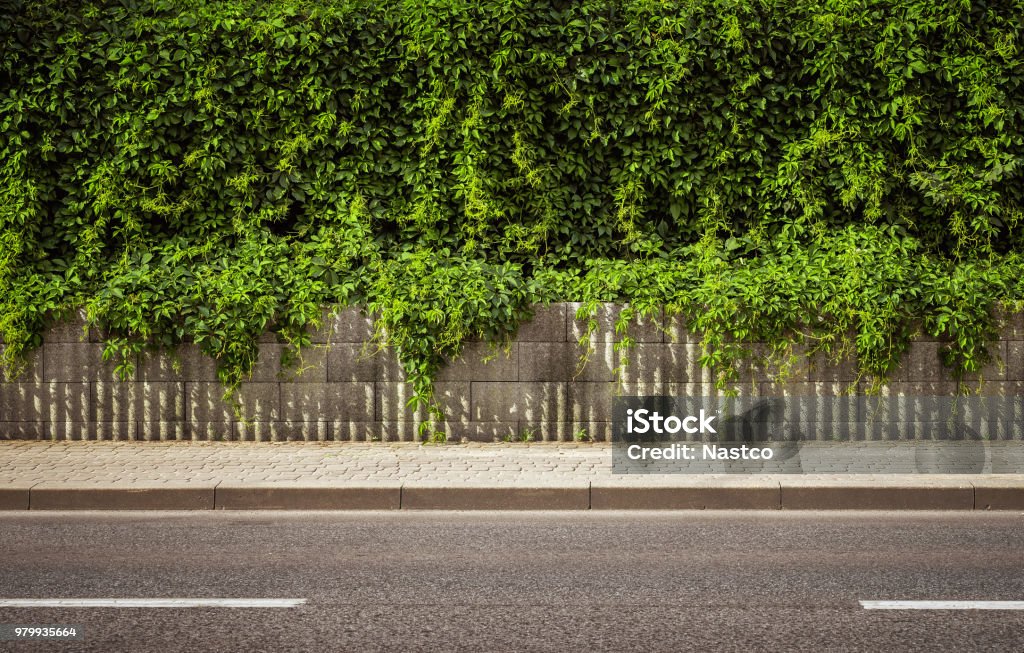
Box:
0;511;1022;652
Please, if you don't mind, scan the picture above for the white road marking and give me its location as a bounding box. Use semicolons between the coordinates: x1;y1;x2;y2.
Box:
861;601;1024;610
0;598;306;608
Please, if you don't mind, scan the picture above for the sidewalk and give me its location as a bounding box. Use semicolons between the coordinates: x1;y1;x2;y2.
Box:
0;441;1022;511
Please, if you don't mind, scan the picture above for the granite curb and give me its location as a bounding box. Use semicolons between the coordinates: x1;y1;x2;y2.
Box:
0;479;1021;511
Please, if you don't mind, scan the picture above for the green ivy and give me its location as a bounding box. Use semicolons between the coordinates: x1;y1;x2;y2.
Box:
2;0;1024;435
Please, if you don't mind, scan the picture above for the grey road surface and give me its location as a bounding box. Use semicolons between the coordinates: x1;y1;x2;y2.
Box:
0;511;1022;652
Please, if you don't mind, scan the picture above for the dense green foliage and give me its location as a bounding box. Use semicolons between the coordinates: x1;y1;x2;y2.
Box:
3;0;1024;429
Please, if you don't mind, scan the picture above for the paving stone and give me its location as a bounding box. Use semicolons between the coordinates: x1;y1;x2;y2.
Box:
437;342;518;382
280;382;374;422
0;383;91;423
567;302;665;343
516;304;567;342
376;382;471;422
188;382;280;422
472;382;569;422
327;343;404;382
518;342;614;382
94;382;185;423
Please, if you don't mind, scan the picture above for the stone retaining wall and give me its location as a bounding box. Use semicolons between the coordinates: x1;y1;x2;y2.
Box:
1;304;1022;442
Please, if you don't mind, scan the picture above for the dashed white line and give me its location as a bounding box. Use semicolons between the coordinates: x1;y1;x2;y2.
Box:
861;601;1024;610
0;598;306;608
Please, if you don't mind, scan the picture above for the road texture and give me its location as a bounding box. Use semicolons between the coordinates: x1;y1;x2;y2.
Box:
0;511;1022;652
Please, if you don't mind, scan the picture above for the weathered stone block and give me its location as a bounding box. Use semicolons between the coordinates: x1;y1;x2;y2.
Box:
94;382;184;423
186;421;233;441
570;382;616;422
234;420;330;442
518;421;613;442
663;314;702;344
472;381;569;422
892;342;947;382
0;422;47;439
188;382;279;422
43;343;123;382
437;342;518;382
0;383;91;423
328;343;404;382
376;381;471;422
516;304;568;342
41;311;97;343
280;382;374;422
138;345;219;382
617;343;714;385
0;345;43;383
518;341;614;382
139;421;188;441
320;307;375;343
997;313;1024;340
666;381;759;397
567;302;664;343
249;344;328;383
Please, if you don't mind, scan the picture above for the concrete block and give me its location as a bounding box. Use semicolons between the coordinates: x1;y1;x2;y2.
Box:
438;342;518;382
0;422;47;439
327;343;404;382
235;421;330;442
321;307;375;343
592;478;781;509
0;345;43;383
780;479;974;509
249;344;327;383
973;479;1024;510
43;343;123;382
731;344;811;384
472;382;569;422
568;302;664;343
91;421;138;440
516;304;568;342
280;382;374;422
216;484;401;510
997;313;1024;340
875;381;958;397
376;382;471;422
808;350;860;382
570;382;615;422
760;382;862;398
892;342;948;382
41;311;97;343
519;342;614;382
519;421;612;442
664;313;701;344
94;382;184;423
138;345;219;382
332;420;403;442
0;383;91;423
445;420;520;442
188;382;279;422
618;343;714;385
186;421;232;441
0;486;31;510
402;484;590;510
136;421;186;441
30;483;215;510
666;382;758;397
1004;342;1024;381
